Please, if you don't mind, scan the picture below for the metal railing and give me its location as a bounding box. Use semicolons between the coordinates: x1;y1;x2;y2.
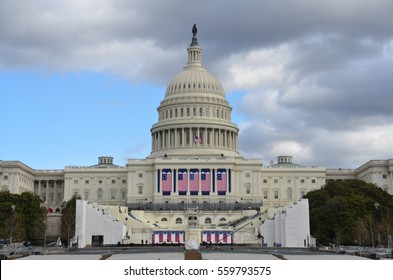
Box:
127;201;262;211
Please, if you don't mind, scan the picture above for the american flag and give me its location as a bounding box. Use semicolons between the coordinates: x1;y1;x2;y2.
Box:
217;169;227;193
162;169;172;193
178;169;188;193
201;169;211;193
189;169;199;193
194;135;202;144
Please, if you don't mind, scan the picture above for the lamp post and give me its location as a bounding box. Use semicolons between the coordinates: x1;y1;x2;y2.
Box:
375;202;381;247
9;204;16;245
44;213;48;250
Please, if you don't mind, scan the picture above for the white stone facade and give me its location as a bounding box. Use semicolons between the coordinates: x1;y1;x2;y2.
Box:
0;160;64;212
64;160;127;206
260;157;325;208
327;160;393;194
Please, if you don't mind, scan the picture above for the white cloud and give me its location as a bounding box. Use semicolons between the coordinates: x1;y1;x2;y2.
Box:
221;45;294;91
270;140;311;161
313;123;393;161
239;90;281;117
281;79;336;108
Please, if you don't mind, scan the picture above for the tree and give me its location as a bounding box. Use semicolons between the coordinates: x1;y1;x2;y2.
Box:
19;192;47;243
60;194;80;248
306;179;393;246
0;191;46;244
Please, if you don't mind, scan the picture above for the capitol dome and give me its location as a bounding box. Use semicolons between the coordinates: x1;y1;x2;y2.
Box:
165;67;225;98
150;26;239;158
164;41;225;98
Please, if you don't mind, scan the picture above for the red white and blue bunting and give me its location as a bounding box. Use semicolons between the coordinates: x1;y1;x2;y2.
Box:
201;231;233;244
152;231;185;244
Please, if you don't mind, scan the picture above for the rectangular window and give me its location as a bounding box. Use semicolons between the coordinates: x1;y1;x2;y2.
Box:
383;174;387;179
112;179;116;184
111;191;116;200
84;191;89;200
274;191;279;199
245;173;251;178
300;179;305;183
311;179;316;183
138;173;143;178
263;191;268;199
138;186;143;195
186;129;190;144
74;180;78;184
121;191;126;200
3;175;8;180
274;179;278;184
122;179;127;184
57;193;62;202
263;179;268;184
85;180;89;184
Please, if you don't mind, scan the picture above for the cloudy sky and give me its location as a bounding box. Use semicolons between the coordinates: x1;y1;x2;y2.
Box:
1;0;393;169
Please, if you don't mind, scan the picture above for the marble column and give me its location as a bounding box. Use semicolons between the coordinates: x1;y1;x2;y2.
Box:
54;180;57;204
38;181;41;198
45;181;49;204
197;127;200;146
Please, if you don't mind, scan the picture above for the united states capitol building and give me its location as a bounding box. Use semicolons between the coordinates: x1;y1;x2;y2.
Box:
1;27;392;247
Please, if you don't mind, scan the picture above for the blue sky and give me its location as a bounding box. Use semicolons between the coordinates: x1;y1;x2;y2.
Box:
1;70;246;169
1;71;165;168
1;0;393;169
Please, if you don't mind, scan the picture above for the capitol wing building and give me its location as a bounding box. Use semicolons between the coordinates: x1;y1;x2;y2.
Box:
1;29;393;247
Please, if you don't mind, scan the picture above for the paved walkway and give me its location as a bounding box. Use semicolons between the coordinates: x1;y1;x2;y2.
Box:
202;252;279;260
18;254;102;260
109;252;184;260
16;252;371;260
108;251;279;260
13;249;388;260
281;254;368;260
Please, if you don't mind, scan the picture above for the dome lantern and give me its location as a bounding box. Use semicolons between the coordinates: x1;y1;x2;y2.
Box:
186;24;202;68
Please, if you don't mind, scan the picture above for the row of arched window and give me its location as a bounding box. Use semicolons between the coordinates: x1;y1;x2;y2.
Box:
159;105;230;121
166;81;222;95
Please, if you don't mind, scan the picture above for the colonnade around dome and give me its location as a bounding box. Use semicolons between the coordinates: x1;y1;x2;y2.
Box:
151;127;238;153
